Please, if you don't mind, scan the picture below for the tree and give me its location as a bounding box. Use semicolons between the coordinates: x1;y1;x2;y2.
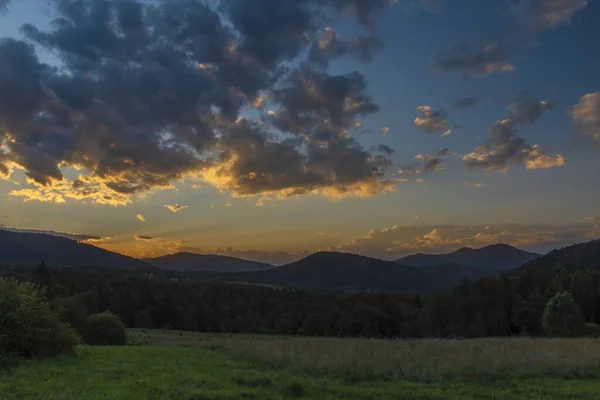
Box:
134;309;154;329
82;311;127;345
0;278;80;367
542;291;585;338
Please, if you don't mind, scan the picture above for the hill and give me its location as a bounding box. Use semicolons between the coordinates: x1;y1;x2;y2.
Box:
396;244;539;271
142;252;274;272
221;252;509;292
515;239;600;273
0;230;153;270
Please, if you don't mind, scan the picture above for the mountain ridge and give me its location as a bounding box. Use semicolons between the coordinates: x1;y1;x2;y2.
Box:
0;230;154;270
142;252;274;272
395;243;539;270
218;251;512;292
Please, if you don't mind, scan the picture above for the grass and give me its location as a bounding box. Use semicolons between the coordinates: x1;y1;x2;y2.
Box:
128;329;600;381
1;330;600;399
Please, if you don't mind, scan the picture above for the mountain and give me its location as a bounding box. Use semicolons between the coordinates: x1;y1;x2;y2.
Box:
515;239;600;273
0;230;153;270
395;244;539;271
142;252;274;272
220;252;509;292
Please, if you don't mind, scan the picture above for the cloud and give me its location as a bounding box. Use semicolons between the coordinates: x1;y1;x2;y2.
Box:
464;118;565;172
0;225;103;242
463;182;487;188
136;214;146;222
0;0;10;11
508;92;555;124
454;96;479;109
414;148;451;173
376;144;395;156
571;92;600;143
513;0;588;33
433;42;515;76
0;0;395;204
414;106;454;136
337;223;599;258
165;204;188;213
307;27;385;68
417;0;443;14
316;231;341;236
135;235;155;241
202;82;395;200
9;175;132;206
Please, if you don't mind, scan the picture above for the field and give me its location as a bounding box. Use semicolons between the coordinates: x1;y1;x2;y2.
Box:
2;331;600;399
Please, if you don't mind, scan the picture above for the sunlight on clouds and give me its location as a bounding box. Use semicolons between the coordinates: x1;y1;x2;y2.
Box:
9;175;133;206
571;92;600;143
164;204;188;213
338;224;598;258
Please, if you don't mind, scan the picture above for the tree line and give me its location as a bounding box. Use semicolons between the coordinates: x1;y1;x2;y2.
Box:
2;240;600;340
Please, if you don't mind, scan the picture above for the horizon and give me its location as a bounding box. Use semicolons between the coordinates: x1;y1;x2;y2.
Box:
0;225;575;266
1;0;599;265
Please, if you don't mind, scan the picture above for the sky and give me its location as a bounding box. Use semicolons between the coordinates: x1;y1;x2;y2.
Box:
0;0;599;264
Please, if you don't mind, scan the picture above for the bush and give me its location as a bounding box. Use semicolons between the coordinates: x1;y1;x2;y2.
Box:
0;278;80;368
585;323;600;338
82;311;127;346
542;291;585;338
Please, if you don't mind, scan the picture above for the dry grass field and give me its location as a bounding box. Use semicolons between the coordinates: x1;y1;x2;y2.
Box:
128;330;600;381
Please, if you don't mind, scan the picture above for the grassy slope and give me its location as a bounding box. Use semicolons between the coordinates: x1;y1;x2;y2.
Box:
2;333;600;399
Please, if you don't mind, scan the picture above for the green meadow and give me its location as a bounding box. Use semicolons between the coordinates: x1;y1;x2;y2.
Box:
2;330;600;400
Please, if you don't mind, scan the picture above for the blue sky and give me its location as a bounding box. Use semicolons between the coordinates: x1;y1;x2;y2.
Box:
0;0;598;263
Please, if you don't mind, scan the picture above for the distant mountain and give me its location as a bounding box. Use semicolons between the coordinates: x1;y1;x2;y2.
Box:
221;251;509;292
0;230;153;270
142;252;274;272
395;244;539;271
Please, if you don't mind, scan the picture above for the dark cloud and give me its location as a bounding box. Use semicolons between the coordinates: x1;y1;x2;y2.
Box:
415;148;451;173
326;0;393;26
272;68;380;134
0;0;395;203
508;91;555;124
513;0;588;33
464;118;565;172
0;226;102;242
571;92;600;144
135;235;155;241
454;96;479;109
433;42;515;76
376;144;395;156
307;28;385;68
203;118;394;198
413;106;454;136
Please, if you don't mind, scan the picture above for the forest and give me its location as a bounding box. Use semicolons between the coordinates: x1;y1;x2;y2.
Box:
2;239;599;340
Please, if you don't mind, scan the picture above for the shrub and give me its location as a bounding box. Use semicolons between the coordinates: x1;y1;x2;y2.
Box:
0;278;80;368
82;311;127;346
585;323;600;338
542;291;585;338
